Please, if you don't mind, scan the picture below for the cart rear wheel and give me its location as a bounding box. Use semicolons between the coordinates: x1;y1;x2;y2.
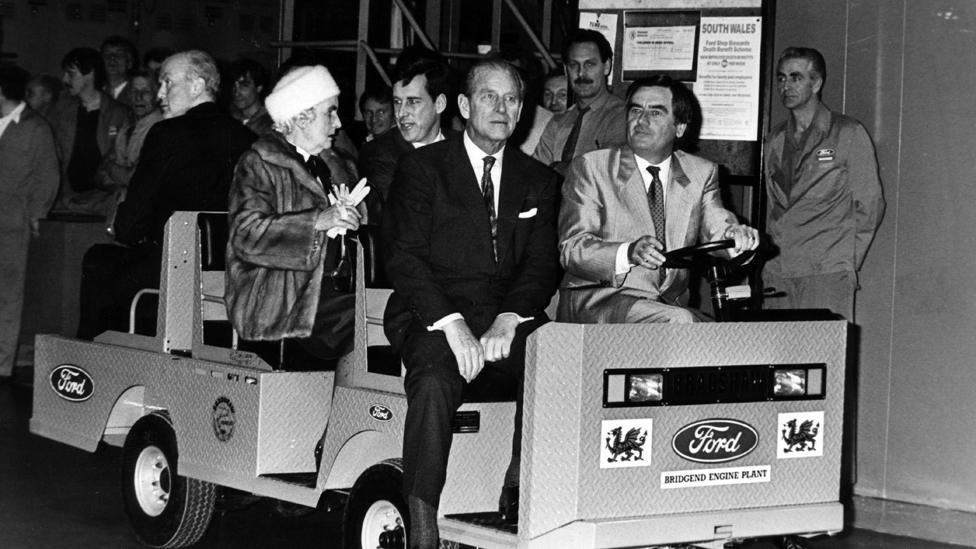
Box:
779;536;813;549
343;459;408;549
122;412;216;548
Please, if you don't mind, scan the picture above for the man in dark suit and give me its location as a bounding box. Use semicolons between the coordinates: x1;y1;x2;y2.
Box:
383;59;560;548
359;56;453;223
78;50;255;339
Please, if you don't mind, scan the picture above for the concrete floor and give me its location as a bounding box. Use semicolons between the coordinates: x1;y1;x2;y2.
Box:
0;370;969;549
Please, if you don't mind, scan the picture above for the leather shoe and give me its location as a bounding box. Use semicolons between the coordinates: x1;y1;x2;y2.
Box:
498;486;519;524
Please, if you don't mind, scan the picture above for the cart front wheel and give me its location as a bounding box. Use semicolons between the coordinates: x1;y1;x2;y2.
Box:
343;459;408;549
121;412;216;548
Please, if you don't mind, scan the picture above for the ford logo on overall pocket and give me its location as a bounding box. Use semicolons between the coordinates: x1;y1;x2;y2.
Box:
369;404;393;421
672;419;758;463
49;365;94;402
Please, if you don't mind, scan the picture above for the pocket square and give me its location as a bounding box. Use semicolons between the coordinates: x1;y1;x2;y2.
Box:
517;208;538;219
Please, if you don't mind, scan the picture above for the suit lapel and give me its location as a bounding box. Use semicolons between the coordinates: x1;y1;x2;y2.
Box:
444;138;494;253
496;148;528;261
616;147;656;238
666;153;694;251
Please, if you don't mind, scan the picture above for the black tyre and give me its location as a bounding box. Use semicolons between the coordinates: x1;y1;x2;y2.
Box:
343;459;409;549
779;536;813;549
121;412;216;548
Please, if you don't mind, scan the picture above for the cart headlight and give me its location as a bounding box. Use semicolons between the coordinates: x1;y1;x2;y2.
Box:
628;373;663;402
773;367;824;398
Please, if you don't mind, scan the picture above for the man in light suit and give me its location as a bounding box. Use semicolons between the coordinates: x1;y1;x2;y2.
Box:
383;59;560;547
0;66;59;379
558;75;758;323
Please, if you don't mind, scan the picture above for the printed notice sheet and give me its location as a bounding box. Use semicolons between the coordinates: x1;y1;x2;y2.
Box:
693;16;762;141
623;25;697;72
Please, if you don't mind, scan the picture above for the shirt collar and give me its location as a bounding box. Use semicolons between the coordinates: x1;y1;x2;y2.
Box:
1;102;26;124
575;87;613;113
463;129;506;169
294;144;312;162
411;129;445;149
634;153;672;189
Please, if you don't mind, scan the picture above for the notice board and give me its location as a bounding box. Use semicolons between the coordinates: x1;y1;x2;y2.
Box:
578;0;770;222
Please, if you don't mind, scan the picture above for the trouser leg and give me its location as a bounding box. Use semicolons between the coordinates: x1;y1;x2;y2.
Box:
0;224;29;377
400;332;466;508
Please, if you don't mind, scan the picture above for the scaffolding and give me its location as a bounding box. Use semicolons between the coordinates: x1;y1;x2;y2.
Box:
274;0;563;115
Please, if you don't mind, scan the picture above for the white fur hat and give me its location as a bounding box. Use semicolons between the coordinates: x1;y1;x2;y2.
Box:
264;65;340;123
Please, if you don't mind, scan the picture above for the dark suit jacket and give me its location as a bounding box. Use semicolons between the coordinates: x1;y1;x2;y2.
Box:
382;136;561;345
114;102;256;246
359;127;459;223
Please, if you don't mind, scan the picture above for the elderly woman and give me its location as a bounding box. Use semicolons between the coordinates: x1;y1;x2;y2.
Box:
225;65;363;362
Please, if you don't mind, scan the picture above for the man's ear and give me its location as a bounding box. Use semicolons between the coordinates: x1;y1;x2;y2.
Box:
189;76;206;98
675;122;687;139
603;58;612;77
435;93;447;114
813;76;823;96
457;94;470;121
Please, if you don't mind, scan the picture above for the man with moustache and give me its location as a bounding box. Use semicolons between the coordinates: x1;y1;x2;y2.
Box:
763;47;884;319
383;59;560;547
558;75;758;323
78;50;255;340
51;47;131;209
358;56;455;222
534;29;627;176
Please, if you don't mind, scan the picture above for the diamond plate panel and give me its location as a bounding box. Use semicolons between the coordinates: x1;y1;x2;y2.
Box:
441;401;518;515
318;386;407;488
521;321;847;540
522;323;585;541
256;372;334;474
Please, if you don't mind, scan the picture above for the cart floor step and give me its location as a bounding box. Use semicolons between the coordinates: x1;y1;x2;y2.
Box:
443;512;517;534
259;473;318;487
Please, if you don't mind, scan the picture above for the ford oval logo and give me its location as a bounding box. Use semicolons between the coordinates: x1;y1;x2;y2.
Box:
49;365;94;402
369;404;393;422
672;419;758;463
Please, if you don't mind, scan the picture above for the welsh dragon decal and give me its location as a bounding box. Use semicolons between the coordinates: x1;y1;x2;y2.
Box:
782;418;820;453
605;426;647;462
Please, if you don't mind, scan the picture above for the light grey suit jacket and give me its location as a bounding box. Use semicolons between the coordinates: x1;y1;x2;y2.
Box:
557;146;738;322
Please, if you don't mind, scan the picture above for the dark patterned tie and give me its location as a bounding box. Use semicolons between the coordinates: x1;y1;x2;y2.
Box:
482;155;498;261
647;165;666;281
560;105;590;162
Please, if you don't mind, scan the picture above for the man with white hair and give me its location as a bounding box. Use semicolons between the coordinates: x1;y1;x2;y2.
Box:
226;64;363;361
78;49;255;340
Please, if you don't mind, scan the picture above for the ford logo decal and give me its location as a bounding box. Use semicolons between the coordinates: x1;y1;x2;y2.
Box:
672;419;758;463
49;365;94;402
369;404;393;422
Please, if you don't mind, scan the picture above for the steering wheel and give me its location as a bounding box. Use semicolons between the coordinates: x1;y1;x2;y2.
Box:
662;239;755;270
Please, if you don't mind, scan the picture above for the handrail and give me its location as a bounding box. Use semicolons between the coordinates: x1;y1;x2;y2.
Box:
129;289;160;334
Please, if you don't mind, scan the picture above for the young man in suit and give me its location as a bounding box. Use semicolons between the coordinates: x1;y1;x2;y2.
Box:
382;59;560;548
558;75;759;323
359;56;454;222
